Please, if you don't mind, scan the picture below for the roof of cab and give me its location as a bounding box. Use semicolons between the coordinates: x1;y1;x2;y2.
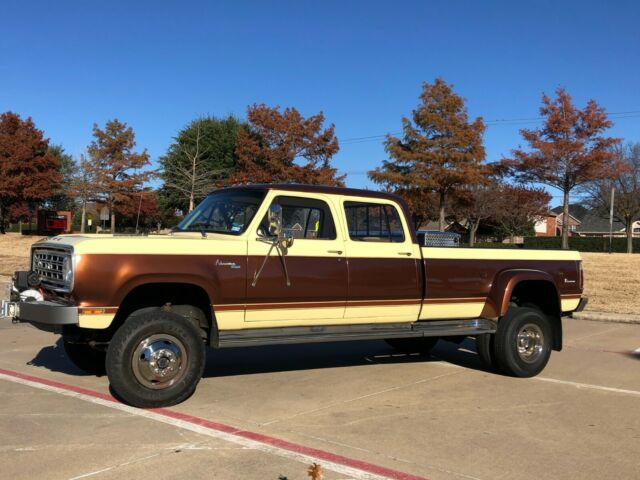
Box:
216;183;404;203
214;183;418;244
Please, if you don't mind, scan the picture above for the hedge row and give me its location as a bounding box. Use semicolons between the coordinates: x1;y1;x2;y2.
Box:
468;242;520;249
523;236;639;253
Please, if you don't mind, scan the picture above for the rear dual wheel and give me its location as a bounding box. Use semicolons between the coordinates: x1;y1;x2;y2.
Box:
478;305;553;377
106;311;206;408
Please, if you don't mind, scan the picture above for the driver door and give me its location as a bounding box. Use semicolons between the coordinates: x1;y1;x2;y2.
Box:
245;194;348;324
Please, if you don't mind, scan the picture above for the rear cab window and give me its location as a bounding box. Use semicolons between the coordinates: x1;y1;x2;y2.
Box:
344;201;405;243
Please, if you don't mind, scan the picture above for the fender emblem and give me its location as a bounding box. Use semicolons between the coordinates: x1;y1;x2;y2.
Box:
216;260;241;270
564;279;576;284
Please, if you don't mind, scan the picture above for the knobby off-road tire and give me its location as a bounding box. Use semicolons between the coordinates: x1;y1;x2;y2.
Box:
475;334;500;372
385;337;439;355
494;306;553;377
106;310;206;408
63;339;106;375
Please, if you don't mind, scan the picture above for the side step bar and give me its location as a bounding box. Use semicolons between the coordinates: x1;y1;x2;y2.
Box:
216;318;496;348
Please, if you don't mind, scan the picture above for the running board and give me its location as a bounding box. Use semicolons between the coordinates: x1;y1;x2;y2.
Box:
216;318;496;348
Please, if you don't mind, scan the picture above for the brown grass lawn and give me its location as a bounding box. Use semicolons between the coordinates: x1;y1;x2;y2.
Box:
0;234;637;315
0;234;42;279
580;252;640;315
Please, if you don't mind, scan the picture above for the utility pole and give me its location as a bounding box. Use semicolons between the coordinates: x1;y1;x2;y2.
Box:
608;186;615;253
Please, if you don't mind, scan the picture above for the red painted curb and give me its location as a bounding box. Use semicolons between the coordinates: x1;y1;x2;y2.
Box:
0;367;428;480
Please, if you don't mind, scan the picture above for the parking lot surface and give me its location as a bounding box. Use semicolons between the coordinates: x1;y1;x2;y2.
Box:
0;317;639;480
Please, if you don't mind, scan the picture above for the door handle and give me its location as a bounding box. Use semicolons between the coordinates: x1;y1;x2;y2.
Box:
398;252;412;256
327;250;343;254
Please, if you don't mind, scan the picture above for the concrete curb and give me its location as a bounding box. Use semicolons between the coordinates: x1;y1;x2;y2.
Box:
572;311;640;325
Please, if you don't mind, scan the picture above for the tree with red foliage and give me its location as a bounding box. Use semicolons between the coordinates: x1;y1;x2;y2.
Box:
493;185;552;243
369;79;488;231
504;87;621;249
115;189;161;232
231;104;343;186
87;119;152;232
0;112;62;233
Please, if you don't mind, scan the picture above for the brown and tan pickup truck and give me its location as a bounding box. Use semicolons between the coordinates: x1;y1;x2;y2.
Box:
2;184;586;407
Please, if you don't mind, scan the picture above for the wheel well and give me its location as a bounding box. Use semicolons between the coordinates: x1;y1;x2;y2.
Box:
110;283;215;341
510;280;562;351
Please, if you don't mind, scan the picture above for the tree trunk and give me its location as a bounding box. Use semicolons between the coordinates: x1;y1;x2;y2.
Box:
80;201;86;234
0;204;4;234
438;191;446;232
189;192;194;213
109;198;115;233
469;221;479;247
561;188;570;250
627;218;633;254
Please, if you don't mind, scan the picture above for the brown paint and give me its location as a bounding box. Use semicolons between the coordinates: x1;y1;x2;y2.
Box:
347;257;421;302
73;251;582;321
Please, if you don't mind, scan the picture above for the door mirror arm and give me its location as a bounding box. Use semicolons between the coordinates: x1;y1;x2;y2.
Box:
252;204;293;287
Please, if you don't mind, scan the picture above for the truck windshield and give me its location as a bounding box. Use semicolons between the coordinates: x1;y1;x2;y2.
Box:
173;190;266;235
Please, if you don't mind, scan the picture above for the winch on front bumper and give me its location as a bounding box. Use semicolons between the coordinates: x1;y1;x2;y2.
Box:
1;271;79;333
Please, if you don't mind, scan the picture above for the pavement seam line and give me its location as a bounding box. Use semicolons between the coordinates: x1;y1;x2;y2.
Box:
0;369;428;480
535;377;640;397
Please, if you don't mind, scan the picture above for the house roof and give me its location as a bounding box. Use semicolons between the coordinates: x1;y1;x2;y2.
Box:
550;204;588;221
579;211;625;233
551;203;625;233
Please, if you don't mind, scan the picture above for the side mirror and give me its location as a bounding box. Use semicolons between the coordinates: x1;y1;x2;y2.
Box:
267;204;283;237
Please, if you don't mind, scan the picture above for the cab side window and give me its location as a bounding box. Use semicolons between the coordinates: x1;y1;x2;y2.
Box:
344;201;405;242
264;196;337;240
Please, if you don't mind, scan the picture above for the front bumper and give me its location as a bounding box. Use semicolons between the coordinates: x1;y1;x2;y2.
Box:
1;281;79;332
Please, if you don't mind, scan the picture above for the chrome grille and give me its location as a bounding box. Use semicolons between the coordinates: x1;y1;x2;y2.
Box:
32;248;71;291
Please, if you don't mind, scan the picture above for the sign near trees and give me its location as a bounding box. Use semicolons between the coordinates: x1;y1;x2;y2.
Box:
87;119;152;232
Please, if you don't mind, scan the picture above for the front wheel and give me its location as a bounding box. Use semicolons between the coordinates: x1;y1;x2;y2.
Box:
494;306;553;377
106;311;206;408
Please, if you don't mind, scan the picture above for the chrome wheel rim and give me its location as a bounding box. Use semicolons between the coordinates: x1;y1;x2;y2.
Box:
516;323;544;363
132;334;187;390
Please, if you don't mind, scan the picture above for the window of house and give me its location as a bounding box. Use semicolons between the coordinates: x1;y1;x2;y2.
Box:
344;201;405;242
262;196;337;240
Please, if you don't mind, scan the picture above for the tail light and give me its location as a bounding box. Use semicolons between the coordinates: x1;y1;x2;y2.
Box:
578;261;584;291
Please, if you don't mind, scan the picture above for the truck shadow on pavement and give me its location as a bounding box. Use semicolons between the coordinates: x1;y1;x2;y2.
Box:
25;337;491;379
201;337;490;378
27;337;102;376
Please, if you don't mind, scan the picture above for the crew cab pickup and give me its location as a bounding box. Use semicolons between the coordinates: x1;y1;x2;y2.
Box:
2;184;586;407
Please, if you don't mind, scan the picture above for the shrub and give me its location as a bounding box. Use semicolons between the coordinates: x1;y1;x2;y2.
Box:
523;236;640;253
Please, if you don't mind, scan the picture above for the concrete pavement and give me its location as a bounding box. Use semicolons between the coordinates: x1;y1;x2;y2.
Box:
0;316;639;480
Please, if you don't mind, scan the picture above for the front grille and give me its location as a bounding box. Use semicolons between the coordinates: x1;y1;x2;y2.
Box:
32;248;72;291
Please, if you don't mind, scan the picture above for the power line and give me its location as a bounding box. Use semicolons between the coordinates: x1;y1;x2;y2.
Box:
340;110;640;146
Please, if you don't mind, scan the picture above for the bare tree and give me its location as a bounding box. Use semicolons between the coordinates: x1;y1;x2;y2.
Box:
162;122;229;212
452;184;498;247
585;143;640;253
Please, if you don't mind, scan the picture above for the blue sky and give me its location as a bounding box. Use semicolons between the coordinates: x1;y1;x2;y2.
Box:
2;0;639;205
